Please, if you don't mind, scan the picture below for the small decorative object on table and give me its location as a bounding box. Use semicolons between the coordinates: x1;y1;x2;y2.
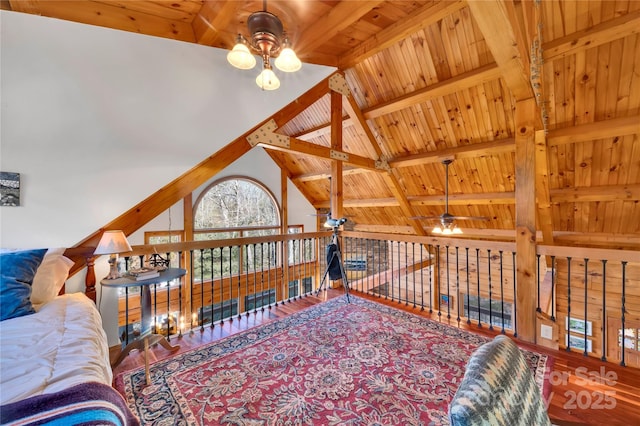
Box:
148;252;170;271
127;267;159;281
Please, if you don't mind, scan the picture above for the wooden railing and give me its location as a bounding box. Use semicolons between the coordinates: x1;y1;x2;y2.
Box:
103;230;639;367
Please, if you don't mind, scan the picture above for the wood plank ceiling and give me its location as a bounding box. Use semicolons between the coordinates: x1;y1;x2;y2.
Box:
5;0;639;250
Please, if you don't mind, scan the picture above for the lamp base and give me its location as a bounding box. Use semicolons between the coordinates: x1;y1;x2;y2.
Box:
103;254;121;280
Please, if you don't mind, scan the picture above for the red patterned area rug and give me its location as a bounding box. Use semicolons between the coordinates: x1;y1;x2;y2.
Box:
116;295;552;425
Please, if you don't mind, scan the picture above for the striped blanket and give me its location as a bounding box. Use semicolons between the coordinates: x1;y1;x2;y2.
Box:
0;382;139;426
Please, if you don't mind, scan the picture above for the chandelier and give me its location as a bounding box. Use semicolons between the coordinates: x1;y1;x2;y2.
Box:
227;1;301;90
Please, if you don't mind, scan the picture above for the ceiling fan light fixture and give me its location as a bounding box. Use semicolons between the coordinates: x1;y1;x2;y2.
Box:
275;42;301;72
256;62;280;90
227;36;256;70
229;3;300;90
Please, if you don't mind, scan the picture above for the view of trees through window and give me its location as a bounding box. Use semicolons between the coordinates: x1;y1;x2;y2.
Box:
193;178;281;280
194;178;279;232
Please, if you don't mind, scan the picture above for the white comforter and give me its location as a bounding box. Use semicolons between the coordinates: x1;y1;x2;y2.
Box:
0;293;112;404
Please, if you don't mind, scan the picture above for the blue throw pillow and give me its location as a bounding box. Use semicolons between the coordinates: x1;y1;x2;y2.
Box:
0;249;47;321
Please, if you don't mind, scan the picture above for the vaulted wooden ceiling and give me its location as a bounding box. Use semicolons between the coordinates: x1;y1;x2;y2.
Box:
5;0;639;250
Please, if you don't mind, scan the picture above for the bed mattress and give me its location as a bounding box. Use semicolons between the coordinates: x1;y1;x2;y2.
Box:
0;292;112;404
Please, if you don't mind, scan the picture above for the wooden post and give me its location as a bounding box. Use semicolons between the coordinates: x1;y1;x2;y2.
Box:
182;195;193;328
330;88;344;288
515;98;538;343
280;169;289;300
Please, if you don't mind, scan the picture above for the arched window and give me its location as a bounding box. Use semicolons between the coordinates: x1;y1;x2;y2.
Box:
193;176;281;239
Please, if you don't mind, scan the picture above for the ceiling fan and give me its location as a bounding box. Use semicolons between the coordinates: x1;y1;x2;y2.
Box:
411;159;488;234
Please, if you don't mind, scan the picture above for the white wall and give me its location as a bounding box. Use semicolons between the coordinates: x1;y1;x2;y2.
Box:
0;11;333;345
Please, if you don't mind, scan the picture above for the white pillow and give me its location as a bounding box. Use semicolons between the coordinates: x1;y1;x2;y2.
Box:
31;248;74;307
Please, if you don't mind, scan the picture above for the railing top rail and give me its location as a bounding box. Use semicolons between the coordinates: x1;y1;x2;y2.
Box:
342;231;517;252
125;231;332;257
537;244;640;263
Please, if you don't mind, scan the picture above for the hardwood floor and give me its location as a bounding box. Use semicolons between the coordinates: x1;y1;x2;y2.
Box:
112;290;640;425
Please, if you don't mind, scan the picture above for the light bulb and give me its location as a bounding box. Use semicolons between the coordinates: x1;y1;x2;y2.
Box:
275;47;302;72
256;67;281;90
432;227;443;234
453;227;463;234
227;43;256;70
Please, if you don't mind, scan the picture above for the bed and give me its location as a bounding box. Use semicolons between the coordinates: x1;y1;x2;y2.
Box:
0;248;139;425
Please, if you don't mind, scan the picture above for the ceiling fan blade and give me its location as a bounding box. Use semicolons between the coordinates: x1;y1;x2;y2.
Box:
450;215;489;221
409;216;442;220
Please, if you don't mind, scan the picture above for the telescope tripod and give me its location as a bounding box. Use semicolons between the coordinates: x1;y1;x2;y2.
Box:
315;226;351;303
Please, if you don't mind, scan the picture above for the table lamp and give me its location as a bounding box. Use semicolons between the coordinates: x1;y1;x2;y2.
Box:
94;230;132;280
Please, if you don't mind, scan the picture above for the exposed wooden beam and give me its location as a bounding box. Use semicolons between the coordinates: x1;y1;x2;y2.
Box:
551;184;640;203
389;137;514;168
467;0;534;101
250;128;382;171
294;167;363;183
382;172;428;237
547;115;640;146
9;0;196;42
410;192;515;206
193;0;239;46
514;98;538;342
362;63;502;119
342;91;382;161
543;9;640;62
314;184;640;209
534;130;555;246
338;0;466;69
331;88;344;220
296;1;384;57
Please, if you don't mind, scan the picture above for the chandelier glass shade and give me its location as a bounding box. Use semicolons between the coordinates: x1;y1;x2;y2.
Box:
227;8;301;90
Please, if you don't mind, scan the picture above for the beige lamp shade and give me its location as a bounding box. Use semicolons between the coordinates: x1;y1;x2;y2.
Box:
94;230;132;255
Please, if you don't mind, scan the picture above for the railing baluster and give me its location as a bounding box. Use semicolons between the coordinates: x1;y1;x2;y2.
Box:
476;248;481;328
190;250;194;331
242;244;248;317
199;249;205;331
405;241;409;306
125;287;130;345
500;251;505;334
466;247;470;325
488;249;493;331
229;246;234;320
513;251;517;337
253;243;258;312
566;257;572;351
621;261;627;367
412;242;417;308
455;246;460;322
601;259;607;361
245;245;250;316
446;245;451;319
167;268;172;339
551;255;556;322
437;245;441;318
420;244;424;311
219;247;225;325
536;254;541;312
583;258;588;356
429;245;433;313
209;248;214;329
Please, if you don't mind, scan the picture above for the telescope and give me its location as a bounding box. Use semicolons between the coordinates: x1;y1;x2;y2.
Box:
324;217;347;228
